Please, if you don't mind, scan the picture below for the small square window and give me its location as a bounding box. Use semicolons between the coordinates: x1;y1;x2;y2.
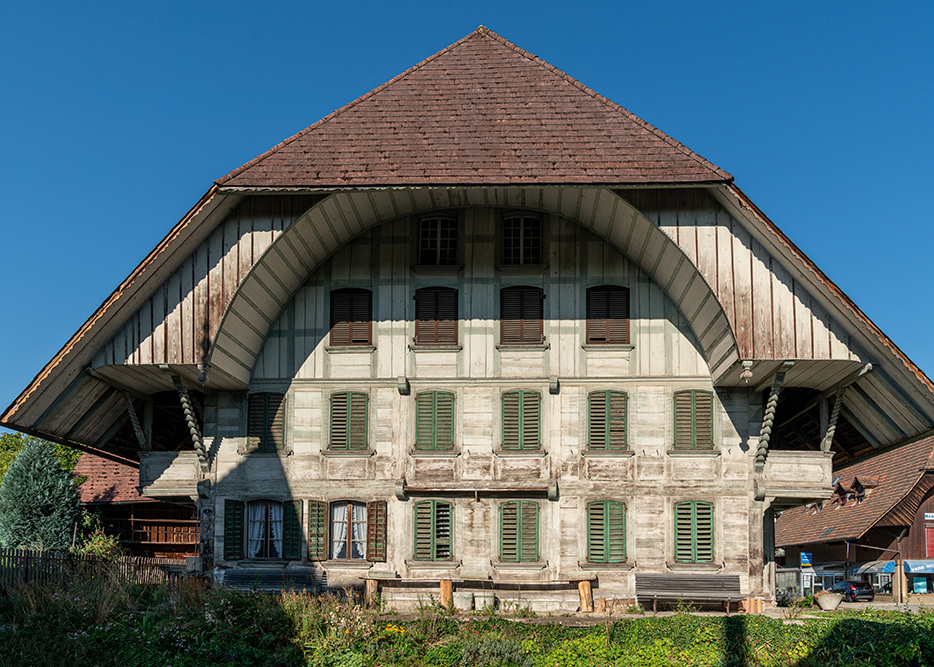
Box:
502;216;541;265
419;218;457;266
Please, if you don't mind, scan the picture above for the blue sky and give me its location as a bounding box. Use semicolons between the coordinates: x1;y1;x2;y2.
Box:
1;1;932;419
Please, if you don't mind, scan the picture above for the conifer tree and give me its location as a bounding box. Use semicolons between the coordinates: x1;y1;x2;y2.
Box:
0;439;80;551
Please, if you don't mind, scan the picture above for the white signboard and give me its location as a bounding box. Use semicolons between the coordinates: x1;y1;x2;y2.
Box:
925;513;934;521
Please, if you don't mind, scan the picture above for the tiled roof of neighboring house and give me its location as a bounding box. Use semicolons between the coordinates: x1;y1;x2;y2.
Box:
73;452;151;505
775;436;934;546
218;27;731;189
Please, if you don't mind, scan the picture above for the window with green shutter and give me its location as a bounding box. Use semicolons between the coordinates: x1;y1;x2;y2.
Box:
499;500;539;562
587;501;627;563
415;391;455;450
414;500;453;561
674;501;714;563
588;391;627;450
673;390;714;449
247;393;286;451
283;500;303;561
330;392;368;450
502;390;541;450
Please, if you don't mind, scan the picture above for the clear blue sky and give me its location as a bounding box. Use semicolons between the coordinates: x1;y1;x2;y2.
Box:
2;1;932;420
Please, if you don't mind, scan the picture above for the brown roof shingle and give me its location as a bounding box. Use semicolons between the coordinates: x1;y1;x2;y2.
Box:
73;453;152;505
775;436;934;546
218;27;731;189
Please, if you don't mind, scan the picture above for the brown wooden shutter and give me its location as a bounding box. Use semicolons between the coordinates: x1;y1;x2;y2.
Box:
283;500;303;561
307;500;327;560
500;286;543;345
586;286;630;344
415;287;457;345
674;391;695;449
366;500;387;562
224;500;244;561
330;289;372;345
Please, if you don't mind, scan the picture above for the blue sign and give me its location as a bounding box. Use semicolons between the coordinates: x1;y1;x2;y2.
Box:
800;552;813;566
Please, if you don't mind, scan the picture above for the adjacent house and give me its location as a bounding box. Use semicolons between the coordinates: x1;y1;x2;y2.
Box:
775;434;934;600
73;452;200;559
3;27;933;610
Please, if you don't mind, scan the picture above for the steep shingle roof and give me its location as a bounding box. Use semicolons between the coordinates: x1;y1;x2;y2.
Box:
218;27;731;188
775;436;934;546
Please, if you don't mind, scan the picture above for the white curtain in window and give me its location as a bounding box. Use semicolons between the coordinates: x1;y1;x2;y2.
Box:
248;502;266;558
270;502;284;559
331;503;348;559
351;502;367;559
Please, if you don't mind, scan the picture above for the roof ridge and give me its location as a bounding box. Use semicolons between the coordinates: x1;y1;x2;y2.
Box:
476;27;731;182
216;29;486;186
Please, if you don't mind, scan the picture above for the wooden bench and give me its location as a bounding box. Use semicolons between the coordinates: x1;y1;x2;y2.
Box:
635;574;742;613
224;569;325;592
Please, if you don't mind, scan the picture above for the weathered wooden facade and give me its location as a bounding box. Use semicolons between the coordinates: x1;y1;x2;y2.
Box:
4;27;934;610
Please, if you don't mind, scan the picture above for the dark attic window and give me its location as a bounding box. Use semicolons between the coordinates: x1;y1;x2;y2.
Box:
419;217;457;266
502;215;541;265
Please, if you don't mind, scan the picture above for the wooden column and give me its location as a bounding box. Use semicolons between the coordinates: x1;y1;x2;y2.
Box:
578;580;593;612
440;579;453;609
365;579;380;608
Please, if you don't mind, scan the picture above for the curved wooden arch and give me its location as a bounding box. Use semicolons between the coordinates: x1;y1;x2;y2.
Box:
207;187;740;385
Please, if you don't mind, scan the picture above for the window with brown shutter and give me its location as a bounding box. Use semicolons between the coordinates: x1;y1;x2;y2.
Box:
330;288;372;346
366;500;387;562
673;390;714;449
586;285;630;344
419;217;457;266
502;216;541;265
500;286;544;345
502;390;541;450
330;392;368;450
414;287;458;346
247;393;286;451
588;391;627;451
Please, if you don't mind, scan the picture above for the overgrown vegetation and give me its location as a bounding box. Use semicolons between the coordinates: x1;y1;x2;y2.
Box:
1;577;933;667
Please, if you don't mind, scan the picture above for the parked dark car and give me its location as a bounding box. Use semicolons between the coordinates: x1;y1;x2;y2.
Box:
829;580;875;602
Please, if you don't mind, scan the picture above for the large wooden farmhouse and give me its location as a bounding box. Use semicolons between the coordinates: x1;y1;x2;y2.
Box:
4;27;934;610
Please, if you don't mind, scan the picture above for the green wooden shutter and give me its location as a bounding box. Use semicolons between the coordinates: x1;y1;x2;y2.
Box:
500;501;519;562
587;502;606;562
588;391;627;451
588;392;607;450
283;500;303;560
434;501;452;560
366;500;387;562
674;501;694;562
693;392;714;449
414;500;434;560
519;501;539;562
694;502;714;563
606;501;626;563
247;394;264;451
307;501;327;560
224;500;244;561
415;391;455;450
330;392;368;450
502;392;521;450
266;393;285;451
674;391;714;450
674;501;714;563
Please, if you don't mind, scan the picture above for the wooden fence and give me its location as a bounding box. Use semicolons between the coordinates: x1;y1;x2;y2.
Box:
0;548;187;588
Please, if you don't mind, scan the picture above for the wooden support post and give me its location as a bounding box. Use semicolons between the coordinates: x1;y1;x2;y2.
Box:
440;579;453;609
578;579;593;612
365;579;379;608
